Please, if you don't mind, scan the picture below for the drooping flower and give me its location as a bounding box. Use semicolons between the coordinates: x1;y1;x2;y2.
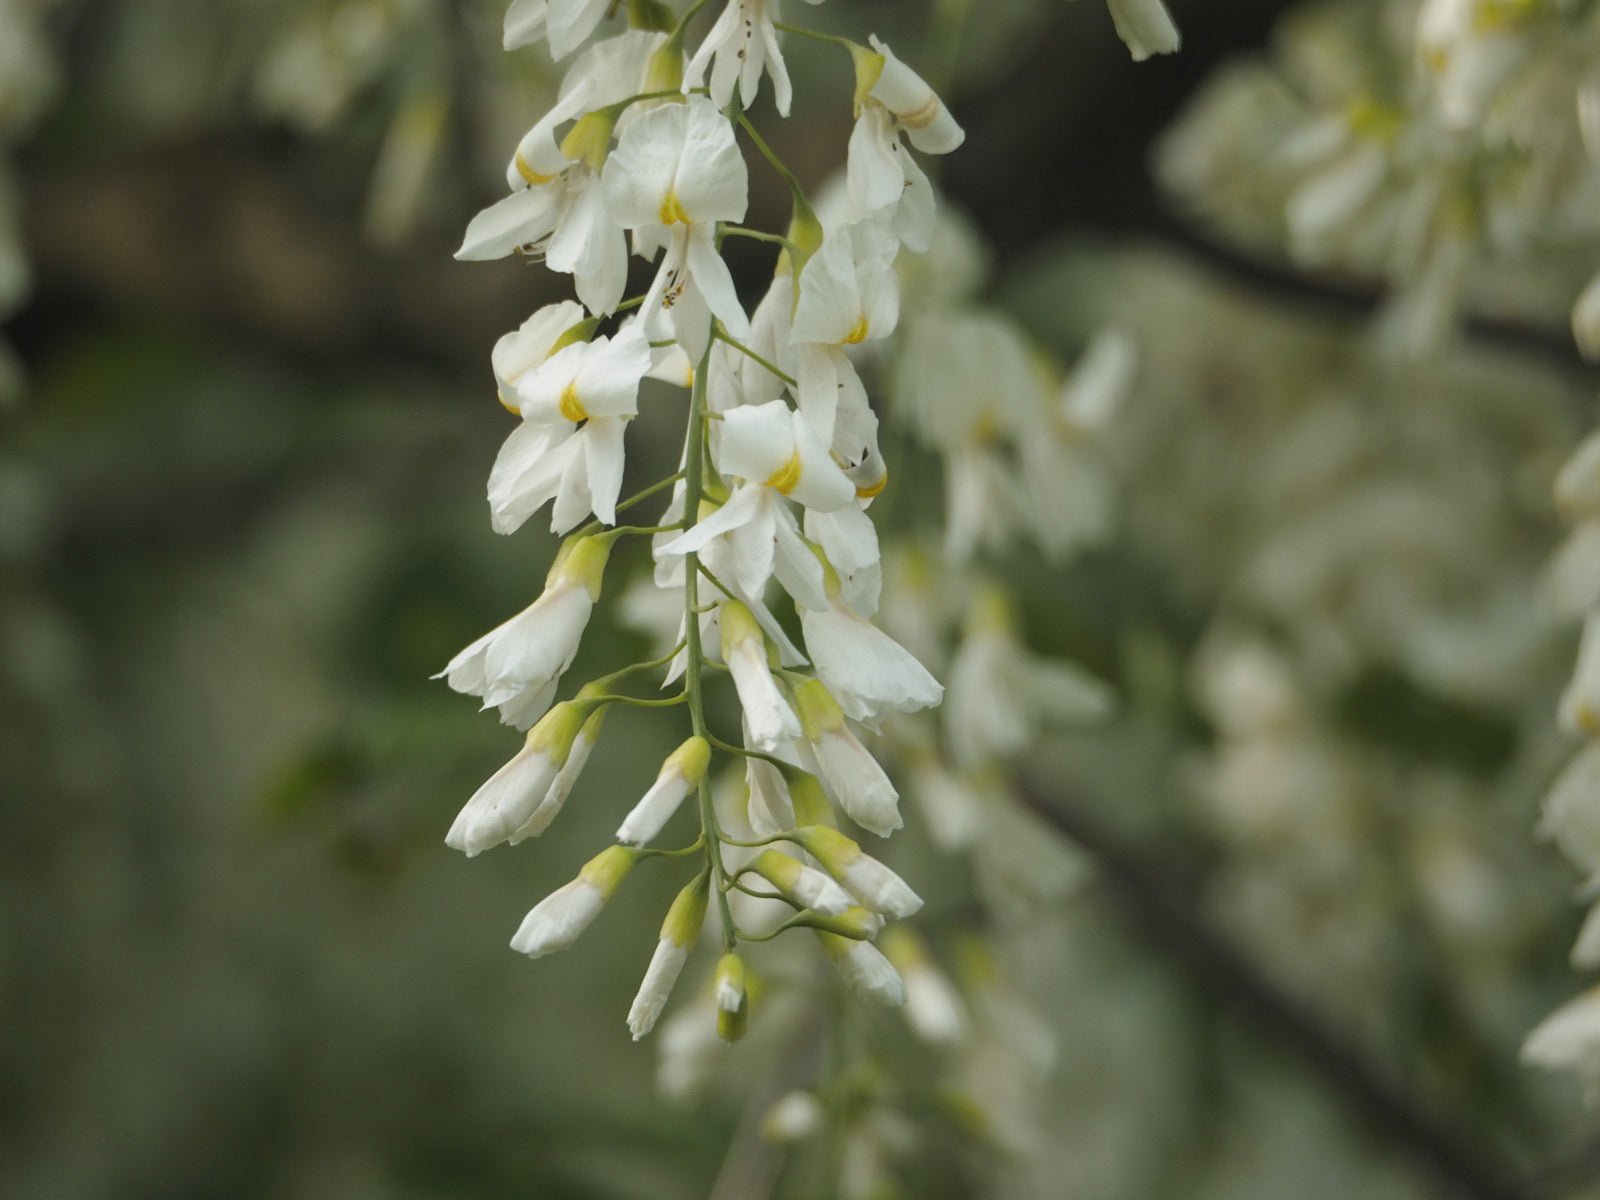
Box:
685;0;824;118
602;95;750;355
491;322;653;533
437;535;612;728
628;872;709;1040
510;845;637;957
616;736;713;845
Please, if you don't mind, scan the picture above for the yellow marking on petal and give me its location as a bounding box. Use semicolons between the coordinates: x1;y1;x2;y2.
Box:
764;451;804;495
1578;703;1600;738
897;95;941;130
843;316;870;345
497;387;520;416
659;188;689;226
855;471;887;500
559;382;589;423
514;151;557;186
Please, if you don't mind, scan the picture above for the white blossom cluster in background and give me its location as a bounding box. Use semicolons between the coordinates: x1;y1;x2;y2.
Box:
1148;0;1600;1094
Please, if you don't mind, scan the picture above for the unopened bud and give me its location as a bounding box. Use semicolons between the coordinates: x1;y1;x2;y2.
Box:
714;952;748;1042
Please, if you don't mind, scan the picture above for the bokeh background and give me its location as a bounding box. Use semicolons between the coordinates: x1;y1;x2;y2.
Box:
5;1;1600;1197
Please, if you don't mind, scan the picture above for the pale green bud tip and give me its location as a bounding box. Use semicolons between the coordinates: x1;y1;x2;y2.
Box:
527;701;588;764
578;844;637;899
719;599;763;654
789;773;837;828
817;906;882;940
849;44;886;114
665;735;712;787
557;535;613;600
750;848;800;891
715;952;749;1042
644;41;684;92
660;873;710;947
547;316;599;360
795;824;861;872
560;109;617;172
793;677;845;739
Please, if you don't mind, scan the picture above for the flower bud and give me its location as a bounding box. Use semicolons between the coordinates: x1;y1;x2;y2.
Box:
866;35;964;154
815;931;906;1007
762;1091;824;1144
722;601;802;750
748;849;854;915
793;825;922;918
616;735;712;845
446;701;590;855
510;845;636;958
628;872;709;1040
561;107;620;173
714;952;748;1042
882;928;968;1045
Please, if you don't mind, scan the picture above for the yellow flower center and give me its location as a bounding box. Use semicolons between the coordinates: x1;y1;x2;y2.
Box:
764;451;804;495
843;316;870;345
659;188;689;226
559;382;589;423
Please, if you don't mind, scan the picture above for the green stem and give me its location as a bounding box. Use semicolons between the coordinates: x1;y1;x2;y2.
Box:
588;639;688;690
734;110;813;208
582;692;688;709
721;225;801;256
714;327;798;387
684;322;739;953
573;471;683;538
706;732;792;770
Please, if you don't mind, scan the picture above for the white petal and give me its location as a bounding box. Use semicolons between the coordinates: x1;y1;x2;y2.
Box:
510;878;605;956
802;603;942;722
457;186;563;261
628;939;690;1039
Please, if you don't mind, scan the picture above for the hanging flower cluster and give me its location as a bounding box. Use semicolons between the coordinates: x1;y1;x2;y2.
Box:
443;0;975;1043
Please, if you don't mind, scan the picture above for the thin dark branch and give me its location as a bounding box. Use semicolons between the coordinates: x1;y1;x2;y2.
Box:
1018;777;1531;1200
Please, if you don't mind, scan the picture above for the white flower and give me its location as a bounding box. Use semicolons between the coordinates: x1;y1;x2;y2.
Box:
445;711;568;856
863;35;963;155
437;536;611;727
747;848;856;914
792;677;903;836
795;824;922;917
1523;986;1600;1088
844;36;962;250
490;300;587;411
508;707;605;844
882;928;967;1044
686;0;821;118
945;588;1113;767
491;323;652;533
718;601;803;750
628;873;709;1040
1540;743;1600;883
762;1091;825;1143
1560;612;1600;740
659;401;855;611
1555;429;1600;521
804;504;882;616
816;931;905;1006
1573;270;1600;362
801;597;942;725
790;219;900;450
602;96;750;354
616;736;713;845
510;845;635;957
1106;0;1181;62
503;0;610;59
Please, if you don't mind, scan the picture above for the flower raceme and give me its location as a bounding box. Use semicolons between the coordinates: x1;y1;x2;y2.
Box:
441;4;980;1045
